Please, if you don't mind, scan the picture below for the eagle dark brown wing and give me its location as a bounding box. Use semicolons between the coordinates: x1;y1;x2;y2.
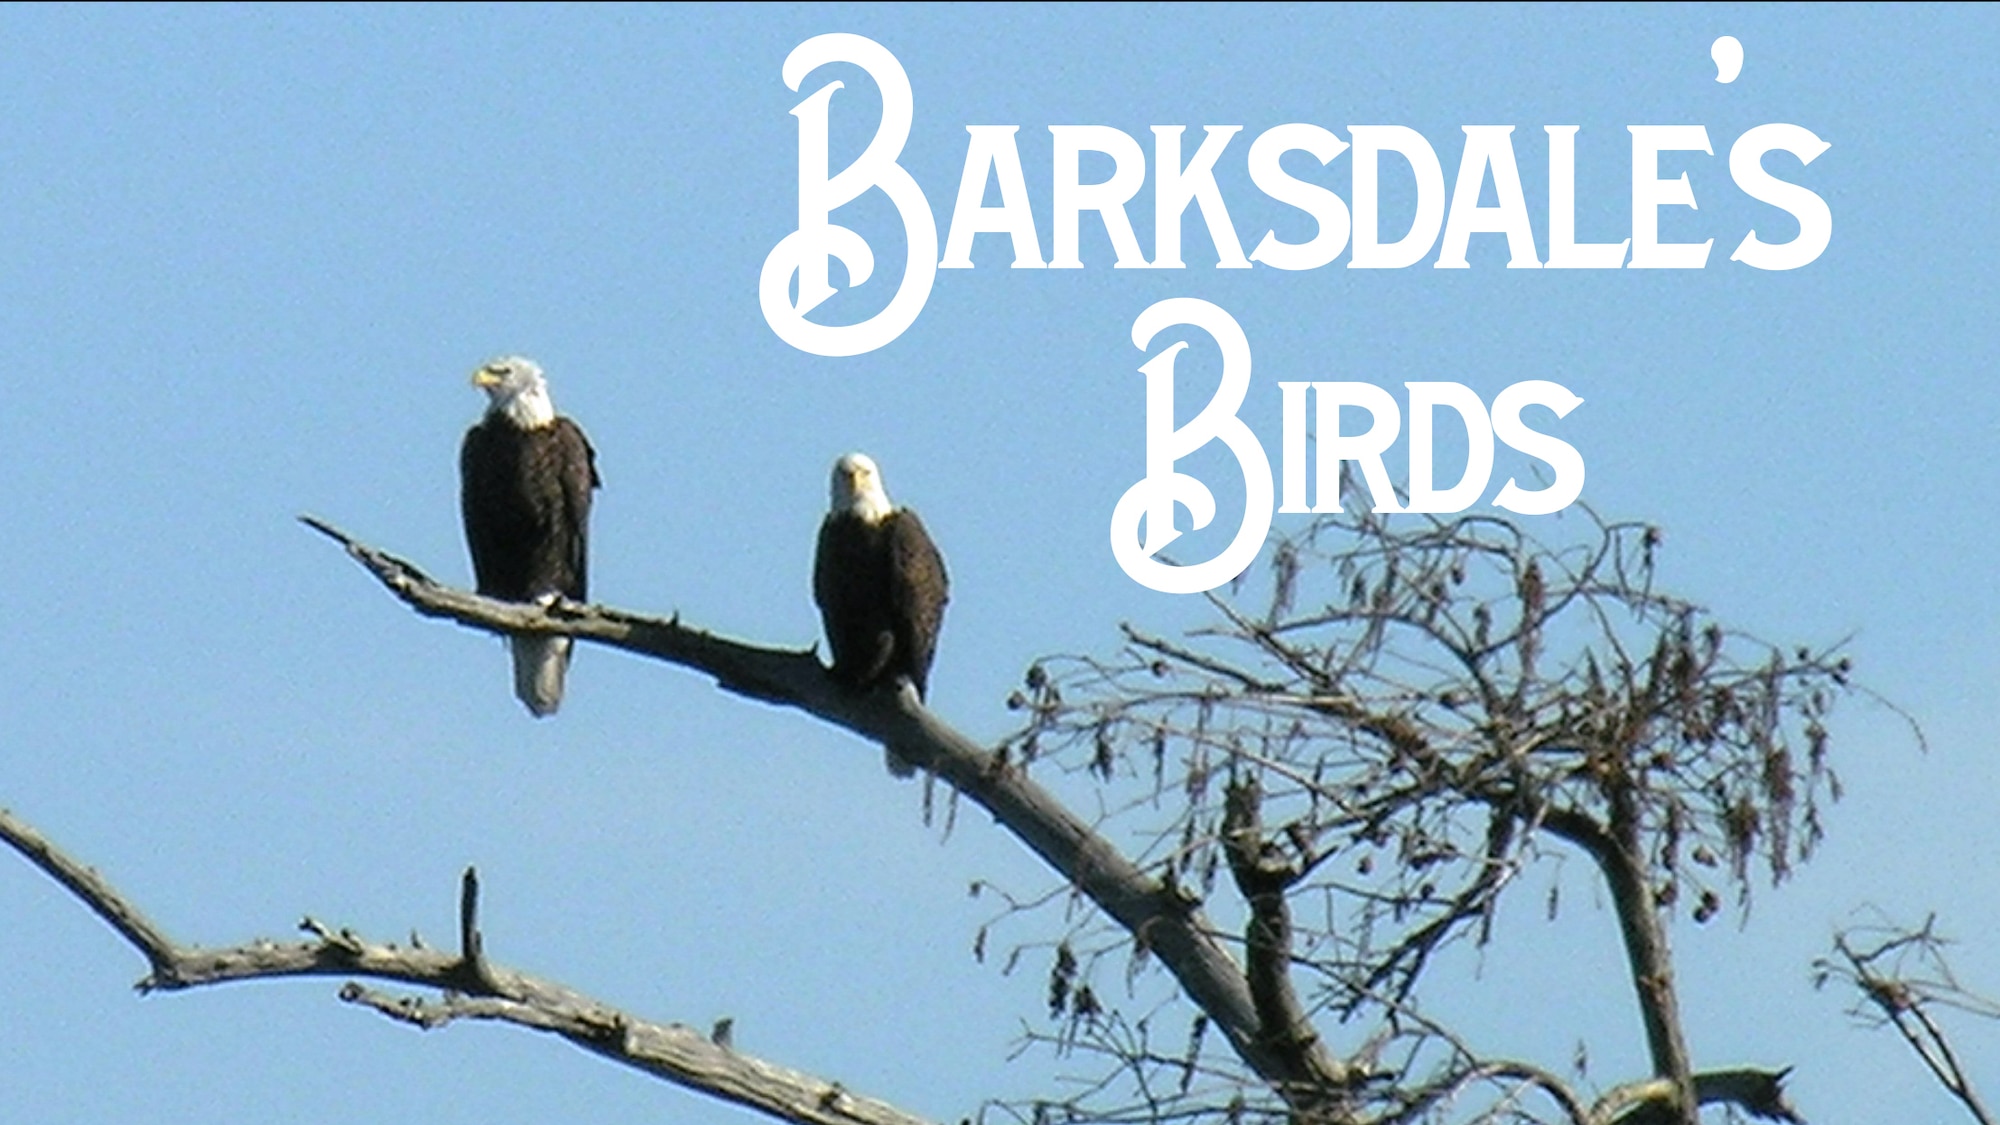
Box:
548;416;598;602
885;507;948;699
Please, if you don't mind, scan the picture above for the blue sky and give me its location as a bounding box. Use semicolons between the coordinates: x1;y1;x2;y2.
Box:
0;4;1993;1123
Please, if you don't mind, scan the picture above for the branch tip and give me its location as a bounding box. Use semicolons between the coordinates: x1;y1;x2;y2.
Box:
296;513;349;546
456;865;500;994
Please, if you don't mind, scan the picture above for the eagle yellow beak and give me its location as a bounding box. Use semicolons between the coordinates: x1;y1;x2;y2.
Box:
471;367;503;388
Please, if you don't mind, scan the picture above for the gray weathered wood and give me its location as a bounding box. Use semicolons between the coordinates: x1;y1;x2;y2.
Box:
0;806;931;1125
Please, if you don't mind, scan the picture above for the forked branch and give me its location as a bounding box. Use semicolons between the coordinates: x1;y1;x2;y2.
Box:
0;806;928;1125
1819;918;1995;1125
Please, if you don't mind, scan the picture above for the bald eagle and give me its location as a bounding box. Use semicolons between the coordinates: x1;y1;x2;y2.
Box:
813;453;949;775
460;356;599;717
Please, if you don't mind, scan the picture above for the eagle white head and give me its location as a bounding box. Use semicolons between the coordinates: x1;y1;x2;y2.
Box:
830;452;894;523
472;355;556;429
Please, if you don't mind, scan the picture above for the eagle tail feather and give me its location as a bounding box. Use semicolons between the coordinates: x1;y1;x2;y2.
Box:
511;635;571;718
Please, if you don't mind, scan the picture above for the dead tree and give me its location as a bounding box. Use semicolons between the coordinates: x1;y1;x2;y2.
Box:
1;505;1870;1125
998;503;1859;1125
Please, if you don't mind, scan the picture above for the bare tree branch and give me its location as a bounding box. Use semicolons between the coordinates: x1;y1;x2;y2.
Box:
300;515;1354;1116
0;805;929;1125
1221;773;1351;1119
1818;916;1995;1125
1535;805;1694;1122
1591;1068;1800;1125
1392;1059;1589;1125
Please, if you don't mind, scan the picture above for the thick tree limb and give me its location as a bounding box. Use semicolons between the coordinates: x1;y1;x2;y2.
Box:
0;806;929;1125
302;516;1352;1113
1593;1068;1800;1125
1220;774;1350;1119
1536;804;1695;1124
